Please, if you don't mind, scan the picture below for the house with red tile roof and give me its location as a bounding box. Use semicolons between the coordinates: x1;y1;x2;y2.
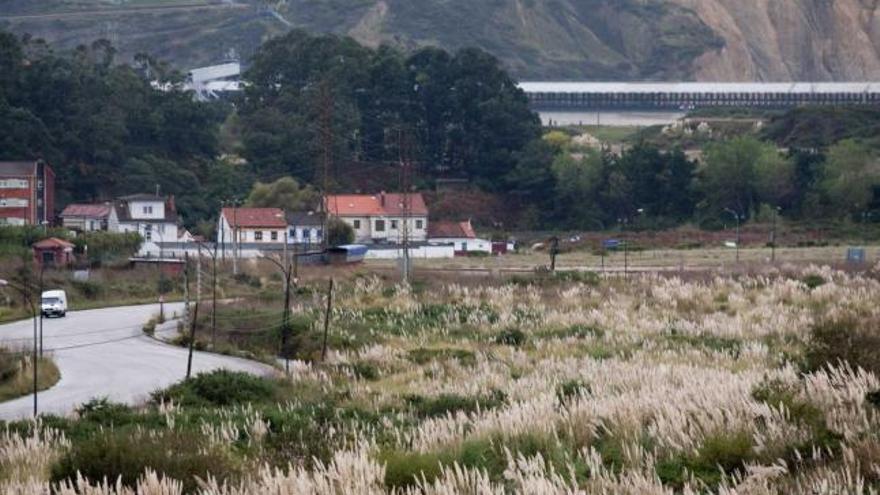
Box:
217;207;288;244
325;192;428;244
427;220;491;255
60;203;115;231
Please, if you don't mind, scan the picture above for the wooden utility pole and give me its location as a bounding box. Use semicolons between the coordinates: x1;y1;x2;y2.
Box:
321;278;334;362
549;236;559;272
185;302;200;379
399;129;413;283
319;80;334;250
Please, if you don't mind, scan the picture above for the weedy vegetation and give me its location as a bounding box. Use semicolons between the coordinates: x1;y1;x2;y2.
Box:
2;265;880;493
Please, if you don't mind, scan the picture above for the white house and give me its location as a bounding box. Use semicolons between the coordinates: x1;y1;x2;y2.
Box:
287;211;324;246
325;192;428;244
217;207;287;244
428;220;492;255
110;194;179;243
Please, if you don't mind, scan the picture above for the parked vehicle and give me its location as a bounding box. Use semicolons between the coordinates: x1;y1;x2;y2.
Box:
41;290;68;317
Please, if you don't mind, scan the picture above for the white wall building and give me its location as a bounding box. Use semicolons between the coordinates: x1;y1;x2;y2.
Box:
217;207;288;244
428;220;491;254
325;193;428;244
110;194;178;243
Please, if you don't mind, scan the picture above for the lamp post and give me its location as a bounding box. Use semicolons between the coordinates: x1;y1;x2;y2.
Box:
0;277;39;417
723;208;741;263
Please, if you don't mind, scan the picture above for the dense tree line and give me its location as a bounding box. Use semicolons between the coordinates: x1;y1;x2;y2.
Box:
1;28;878;234
239;30;541;192
528;133;880;230
0;32;245;226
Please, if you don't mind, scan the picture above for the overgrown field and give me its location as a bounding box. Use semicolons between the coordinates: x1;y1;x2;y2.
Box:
3;265;880;493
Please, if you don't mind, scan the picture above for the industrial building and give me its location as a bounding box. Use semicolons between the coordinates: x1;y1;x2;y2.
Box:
518;82;880;110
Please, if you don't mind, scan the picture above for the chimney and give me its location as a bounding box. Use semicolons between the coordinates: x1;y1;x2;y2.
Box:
379;191;386;207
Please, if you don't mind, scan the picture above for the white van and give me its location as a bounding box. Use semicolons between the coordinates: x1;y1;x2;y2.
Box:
41;290;68;318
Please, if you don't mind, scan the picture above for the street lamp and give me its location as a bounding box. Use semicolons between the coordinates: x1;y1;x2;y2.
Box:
0;277;39;417
723;208;742;263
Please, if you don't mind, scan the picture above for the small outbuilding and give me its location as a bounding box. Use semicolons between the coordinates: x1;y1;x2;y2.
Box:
33;237;76;268
326;244;368;265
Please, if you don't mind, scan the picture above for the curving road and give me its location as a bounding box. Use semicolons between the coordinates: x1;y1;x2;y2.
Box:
0;303;274;420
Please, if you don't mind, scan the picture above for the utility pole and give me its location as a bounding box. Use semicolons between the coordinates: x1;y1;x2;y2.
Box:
399;129;413;283
321;278;334;362
183;253;190;325
232;200;239;275
185;302;199;379
771;206;780;263
549;236;559;272
319;79;334;251
38;264;44;358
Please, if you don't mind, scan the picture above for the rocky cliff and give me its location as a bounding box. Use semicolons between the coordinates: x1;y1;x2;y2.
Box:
2;0;879;81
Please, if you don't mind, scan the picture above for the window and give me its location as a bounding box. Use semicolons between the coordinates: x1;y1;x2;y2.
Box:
375;220;385;232
144;224;152;241
143;206;153;215
0;198;27;207
302;228;311;240
415;219;424;229
391;220;398;229
271;231;278;241
316;229;323;240
289;229;296;240
353;220;361;229
0;179;28;189
255;231;263;241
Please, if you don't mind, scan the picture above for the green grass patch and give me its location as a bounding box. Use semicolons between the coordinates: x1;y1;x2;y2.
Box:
0;355;60;402
150;370;280;408
406;347;476;367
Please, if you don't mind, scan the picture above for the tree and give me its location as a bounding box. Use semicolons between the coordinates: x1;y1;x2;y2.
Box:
822;140;880;217
246;177;319;212
700;136;788;218
326;217;355;247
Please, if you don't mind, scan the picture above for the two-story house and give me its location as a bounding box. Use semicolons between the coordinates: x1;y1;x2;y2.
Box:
110;194;179;242
325;192;428;244
217;207;287;245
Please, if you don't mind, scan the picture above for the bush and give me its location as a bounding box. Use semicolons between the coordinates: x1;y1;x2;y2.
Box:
405;390;506;418
150;370;277;407
556;379;591;403
51;429;239;492
75;398;137;426
802;274;826;290
805;316;880;375
494;328;527;347
71;279;102;299
233;272;261;288
406;347;476;367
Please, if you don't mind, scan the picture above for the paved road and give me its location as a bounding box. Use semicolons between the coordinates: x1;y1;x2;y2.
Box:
0;303;274;420
0;2;247;21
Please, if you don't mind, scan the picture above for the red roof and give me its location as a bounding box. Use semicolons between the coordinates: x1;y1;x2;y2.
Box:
33;237;75;249
222;207;287;228
325;193;428;217
428;220;477;239
60;203;112;218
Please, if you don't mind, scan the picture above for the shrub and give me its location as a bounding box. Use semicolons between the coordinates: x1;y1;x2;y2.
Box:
51;429;238;492
802;274;826;290
233;272;261;288
805;315;880;375
71;279;102;299
405;390;506;418
75;398;136;425
151;370;277;407
381;450;445;489
406;347;476;367
494;328;527;347
351;361;380;381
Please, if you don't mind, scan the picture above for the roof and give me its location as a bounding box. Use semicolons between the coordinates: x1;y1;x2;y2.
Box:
60;203;112;219
325;193;428;217
188;62;241;83
517;82;880;94
119;194;165;202
114;195;177;223
428;220;477;239
33;237;75;249
222;207;287;228
0;162;36;177
287;211;325;226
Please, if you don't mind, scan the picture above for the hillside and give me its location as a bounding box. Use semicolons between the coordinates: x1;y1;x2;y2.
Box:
2;0;879;81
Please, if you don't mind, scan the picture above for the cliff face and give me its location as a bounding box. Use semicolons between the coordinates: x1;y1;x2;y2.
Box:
3;0;880;81
324;0;880;80
669;0;880;81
